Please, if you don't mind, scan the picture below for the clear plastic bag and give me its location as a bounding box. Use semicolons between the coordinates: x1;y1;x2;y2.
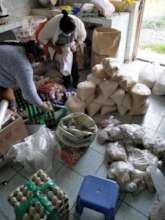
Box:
106;142;127;162
6;127;60;172
149;166;165;220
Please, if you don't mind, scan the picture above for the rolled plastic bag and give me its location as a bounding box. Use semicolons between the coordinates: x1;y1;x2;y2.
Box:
6;127;59;172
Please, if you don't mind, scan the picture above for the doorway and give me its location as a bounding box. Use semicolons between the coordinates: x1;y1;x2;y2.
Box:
136;0;165;65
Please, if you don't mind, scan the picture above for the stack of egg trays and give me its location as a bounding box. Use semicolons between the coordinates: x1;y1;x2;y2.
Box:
8;170;70;220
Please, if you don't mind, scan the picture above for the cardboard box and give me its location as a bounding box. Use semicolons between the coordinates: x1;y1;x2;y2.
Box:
0;111;28;155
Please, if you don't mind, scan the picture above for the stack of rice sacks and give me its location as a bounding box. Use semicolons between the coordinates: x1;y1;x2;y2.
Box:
66;58;151;116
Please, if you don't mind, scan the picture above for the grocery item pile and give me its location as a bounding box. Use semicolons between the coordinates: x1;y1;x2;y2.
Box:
66;58;151;116
98;116;165;193
8;170;69;220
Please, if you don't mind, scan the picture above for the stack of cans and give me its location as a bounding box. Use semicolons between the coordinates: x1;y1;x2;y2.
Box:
8;170;69;220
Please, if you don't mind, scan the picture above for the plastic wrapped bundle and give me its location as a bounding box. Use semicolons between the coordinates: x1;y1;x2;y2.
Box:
56;113;97;149
106;142;127;162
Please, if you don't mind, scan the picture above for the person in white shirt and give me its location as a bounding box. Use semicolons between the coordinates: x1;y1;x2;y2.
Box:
39;10;87;88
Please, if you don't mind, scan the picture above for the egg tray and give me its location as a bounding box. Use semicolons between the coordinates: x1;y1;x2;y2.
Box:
8;170;69;220
15;90;67;128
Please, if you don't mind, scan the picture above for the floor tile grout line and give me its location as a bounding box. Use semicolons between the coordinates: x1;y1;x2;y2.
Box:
123;200;149;218
0;170;22;190
155;114;165;133
90;145;106;155
95;161;106;175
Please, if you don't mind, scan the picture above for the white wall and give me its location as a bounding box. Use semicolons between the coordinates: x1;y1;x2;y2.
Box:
4;0;38;17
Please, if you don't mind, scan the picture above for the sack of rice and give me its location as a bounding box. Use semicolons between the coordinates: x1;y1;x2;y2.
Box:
87;101;101;116
87;74;102;85
77;81;96;101
101;105;117;115
66;95;85;113
100;80;118;98
111;89;125;106
92;64;107;79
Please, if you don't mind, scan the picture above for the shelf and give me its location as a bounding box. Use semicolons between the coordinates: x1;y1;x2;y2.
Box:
0;17;22;34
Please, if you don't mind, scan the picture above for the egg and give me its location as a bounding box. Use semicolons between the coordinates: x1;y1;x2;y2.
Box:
32;213;40;220
29;207;36;216
22;187;28;195
35;202;42;211
52;195;58;205
23;213;30;220
57;190;64;199
17;192;23;201
21;197;27;203
15;202;20;207
10;197;17;205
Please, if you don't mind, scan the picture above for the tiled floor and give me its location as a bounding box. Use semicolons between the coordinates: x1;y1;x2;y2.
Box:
1;61;165;220
1;94;165;220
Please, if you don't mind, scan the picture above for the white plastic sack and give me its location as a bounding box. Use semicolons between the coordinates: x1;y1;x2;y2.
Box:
153;69;165;95
55;46;73;76
92;0;115;17
139;63;159;88
6;127;59;172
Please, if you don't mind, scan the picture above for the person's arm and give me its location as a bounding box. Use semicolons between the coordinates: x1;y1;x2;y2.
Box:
15;60;50;111
75;17;87;44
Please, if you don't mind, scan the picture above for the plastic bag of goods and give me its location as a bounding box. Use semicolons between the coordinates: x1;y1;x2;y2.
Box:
106;142;127;162
66;94;85;113
107;161;145;193
153;69;165;95
56;113;97;149
139;62;160;89
6;127;59;172
77;81;96;101
127;147;159;171
92;0;115;17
